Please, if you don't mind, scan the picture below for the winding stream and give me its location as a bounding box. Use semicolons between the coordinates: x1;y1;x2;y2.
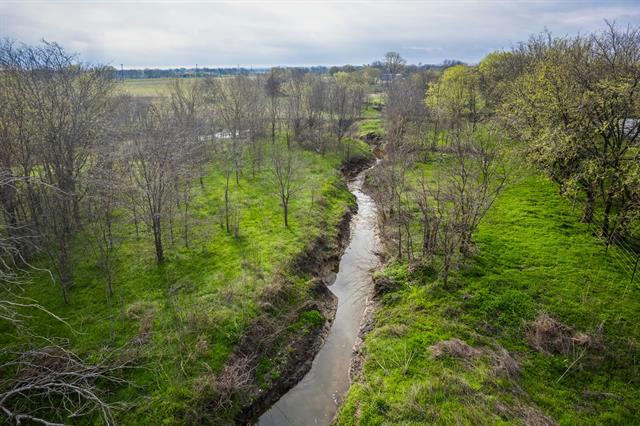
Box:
258;165;379;425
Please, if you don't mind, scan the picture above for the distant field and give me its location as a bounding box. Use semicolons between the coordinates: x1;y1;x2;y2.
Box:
119;77;200;96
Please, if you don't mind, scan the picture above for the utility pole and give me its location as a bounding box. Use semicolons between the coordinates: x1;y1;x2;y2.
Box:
120;63;124;81
195;63;198;78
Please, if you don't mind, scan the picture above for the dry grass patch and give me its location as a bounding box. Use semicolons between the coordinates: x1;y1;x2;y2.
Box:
526;312;602;356
429;338;481;361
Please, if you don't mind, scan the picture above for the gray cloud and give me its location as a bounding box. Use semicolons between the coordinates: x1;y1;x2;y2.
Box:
1;0;638;67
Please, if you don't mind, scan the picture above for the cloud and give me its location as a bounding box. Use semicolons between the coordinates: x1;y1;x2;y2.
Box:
0;0;638;67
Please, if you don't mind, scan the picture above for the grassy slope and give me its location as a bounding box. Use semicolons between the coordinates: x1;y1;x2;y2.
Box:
0;137;372;423
338;163;640;425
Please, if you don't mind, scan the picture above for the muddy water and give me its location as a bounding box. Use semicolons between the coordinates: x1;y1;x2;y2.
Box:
258;166;379;426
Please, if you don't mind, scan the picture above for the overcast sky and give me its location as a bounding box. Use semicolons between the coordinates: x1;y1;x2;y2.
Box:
1;0;639;68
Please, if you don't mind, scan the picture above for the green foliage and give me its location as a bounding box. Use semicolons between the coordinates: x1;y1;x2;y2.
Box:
290;310;325;334
426;64;484;127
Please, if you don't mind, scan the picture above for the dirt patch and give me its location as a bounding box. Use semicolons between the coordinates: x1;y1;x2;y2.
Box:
340;155;375;179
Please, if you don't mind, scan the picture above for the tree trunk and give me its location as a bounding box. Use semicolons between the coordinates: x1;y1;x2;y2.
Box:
602;197;612;238
397;222;402;259
283;201;289;228
152;215;164;264
106;270;114;297
224;174;230;233
582;185;595;223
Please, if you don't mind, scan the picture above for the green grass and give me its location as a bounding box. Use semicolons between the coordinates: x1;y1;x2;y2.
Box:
359;102;384;139
119;77;201;97
1;137;372;423
337;168;640;425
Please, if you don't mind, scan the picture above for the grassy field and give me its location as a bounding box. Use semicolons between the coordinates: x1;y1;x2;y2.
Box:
337;159;640;424
0;137;372;423
118;77;201;97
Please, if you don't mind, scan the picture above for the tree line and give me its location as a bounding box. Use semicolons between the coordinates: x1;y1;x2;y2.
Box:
369;22;639;284
0;40;370;305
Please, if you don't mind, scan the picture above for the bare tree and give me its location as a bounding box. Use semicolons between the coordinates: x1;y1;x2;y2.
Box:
284;69;306;142
0;40;115;303
86;147;121;297
369;143;413;259
302;73;328;150
270;143;302;228
263;68;283;145
385;76;428;153
328;74;364;157
206;75;260;184
217;139;236;234
124;103;176;264
168;79;207;247
410;128;507;283
413;171;439;257
445;128;507;256
383;51;406;76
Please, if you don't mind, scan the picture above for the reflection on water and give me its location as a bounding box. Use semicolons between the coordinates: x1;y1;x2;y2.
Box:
258;167;379;426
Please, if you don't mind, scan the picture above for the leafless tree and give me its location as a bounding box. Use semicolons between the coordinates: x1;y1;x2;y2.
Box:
284;69;306;142
413;171;439;257
369;143;413;258
0;40;115;303
86;146;122;297
385;76;428;154
124;103;176;264
384;51;406;76
263;69;283;145
444;128;508;256
206;75;264;184
216;139;236;234
270;143;302;228
328;75;364;157
410;128;507;283
302;74;328;150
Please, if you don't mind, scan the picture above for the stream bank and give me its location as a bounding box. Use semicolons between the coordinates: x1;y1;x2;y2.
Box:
194;157;376;425
257;160;380;425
